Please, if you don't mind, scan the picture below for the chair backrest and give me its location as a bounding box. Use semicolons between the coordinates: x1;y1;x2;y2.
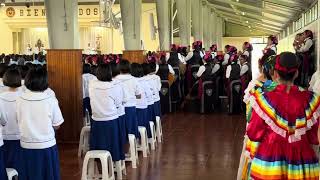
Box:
202;81;214;97
160;80;170;96
201;81;214;113
229;80;242;113
191;65;200;79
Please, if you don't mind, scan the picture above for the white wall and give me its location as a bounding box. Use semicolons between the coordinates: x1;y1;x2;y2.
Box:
222;37;250;52
0;8;13;54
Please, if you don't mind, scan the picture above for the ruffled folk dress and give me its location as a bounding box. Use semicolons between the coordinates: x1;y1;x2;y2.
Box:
247;84;320;180
238;80;277;180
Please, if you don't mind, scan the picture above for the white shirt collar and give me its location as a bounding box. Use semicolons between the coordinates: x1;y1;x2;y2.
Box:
21;90;51;101
90;80;114;90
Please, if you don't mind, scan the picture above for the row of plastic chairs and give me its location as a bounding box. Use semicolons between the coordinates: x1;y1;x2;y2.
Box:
79;111;163;180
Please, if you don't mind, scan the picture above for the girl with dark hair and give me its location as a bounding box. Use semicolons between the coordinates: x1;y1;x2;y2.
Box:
82;64;97;117
131;63;152;138
189;52;213;99
89;64;125;163
226;54;241;114
111;63;126;156
263;35;278;56
0;68;23;177
240;55;252;95
116;60;142;138
238;55;277;180
17;68;64;180
242;42;253;64
157;53;175;81
148;62;162;119
223;46;238;66
246;52;320;180
210;44;218;59
297;30;314;87
141;63;157;123
166;44;186;68
184;41;204;65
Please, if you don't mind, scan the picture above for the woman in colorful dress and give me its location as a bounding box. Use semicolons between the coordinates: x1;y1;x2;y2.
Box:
247;52;320;180
238;55;277;180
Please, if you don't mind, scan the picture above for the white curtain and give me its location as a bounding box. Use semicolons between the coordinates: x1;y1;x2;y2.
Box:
80;27;116;54
21;28;49;54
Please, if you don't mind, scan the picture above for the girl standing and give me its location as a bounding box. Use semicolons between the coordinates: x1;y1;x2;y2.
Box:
1;68;23;173
248;52;320;179
89;64;124;161
17;67;64;180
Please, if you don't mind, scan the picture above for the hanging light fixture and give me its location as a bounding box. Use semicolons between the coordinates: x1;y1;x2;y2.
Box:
0;0;5;7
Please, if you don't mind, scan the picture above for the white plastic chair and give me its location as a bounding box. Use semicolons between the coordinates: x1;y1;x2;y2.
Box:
114;160;126;180
149;121;157;150
78;126;91;157
155;116;163;143
137;126;150;157
125;134;138;168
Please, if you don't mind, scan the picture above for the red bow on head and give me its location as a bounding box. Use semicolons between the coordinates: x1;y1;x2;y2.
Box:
274;55;298;73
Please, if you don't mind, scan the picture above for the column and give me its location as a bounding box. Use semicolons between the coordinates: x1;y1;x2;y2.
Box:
216;17;223;51
120;0;142;50
156;0;170;51
191;0;203;42
202;1;210;50
44;0;79;49
176;0;191;46
210;9;217;46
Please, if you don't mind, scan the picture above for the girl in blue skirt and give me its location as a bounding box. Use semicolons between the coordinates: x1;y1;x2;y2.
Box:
148;63;162;122
17;67;64;180
0;68;23;173
116;60;142;138
131;63;152;138
111;62;127;147
89;64;124;161
142;63;156;136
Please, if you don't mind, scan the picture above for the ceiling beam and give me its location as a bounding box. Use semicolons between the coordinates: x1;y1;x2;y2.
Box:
209;3;287;24
227;19;280;32
211;0;292;19
263;0;308;10
226;20;278;34
216;10;283;30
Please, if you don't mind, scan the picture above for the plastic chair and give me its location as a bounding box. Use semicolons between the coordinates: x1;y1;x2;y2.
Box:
114;160;126;180
78;126;91;157
137;126;150;157
125;134;138;168
155;116;163;143
149;121;157;150
81;150;115;180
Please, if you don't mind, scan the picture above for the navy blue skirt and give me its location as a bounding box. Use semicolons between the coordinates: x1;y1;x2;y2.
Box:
137;108;152;138
0;146;8;180
118;115;127;146
3;140;21;170
19;145;60;180
148;105;156;122
90;119;124;161
124;107;139;138
153;100;161;118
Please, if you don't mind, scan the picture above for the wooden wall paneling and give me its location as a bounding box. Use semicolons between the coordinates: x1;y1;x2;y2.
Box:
122;50;146;64
47;49;83;143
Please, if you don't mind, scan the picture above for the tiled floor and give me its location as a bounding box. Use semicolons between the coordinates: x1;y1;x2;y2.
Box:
59;112;246;180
